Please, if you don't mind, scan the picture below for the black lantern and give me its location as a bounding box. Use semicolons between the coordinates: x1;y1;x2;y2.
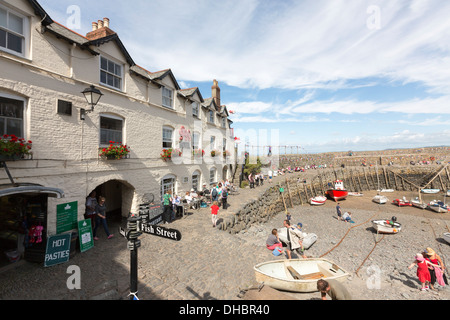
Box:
82;85;103;112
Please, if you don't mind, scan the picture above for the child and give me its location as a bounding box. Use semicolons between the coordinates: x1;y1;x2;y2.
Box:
211;200;219;227
342;212;353;223
266;229;283;252
408;253;440;291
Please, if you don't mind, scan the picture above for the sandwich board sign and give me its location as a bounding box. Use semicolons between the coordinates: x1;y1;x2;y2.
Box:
44;233;71;267
78;219;94;252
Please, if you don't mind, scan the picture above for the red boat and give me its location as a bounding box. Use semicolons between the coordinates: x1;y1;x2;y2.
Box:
326;180;348;202
392;197;412;207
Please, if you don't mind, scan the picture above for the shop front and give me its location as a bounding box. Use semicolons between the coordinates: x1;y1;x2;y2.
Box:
0;184;64;269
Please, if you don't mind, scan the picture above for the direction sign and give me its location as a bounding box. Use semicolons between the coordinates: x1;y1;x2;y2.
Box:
139;223;182;241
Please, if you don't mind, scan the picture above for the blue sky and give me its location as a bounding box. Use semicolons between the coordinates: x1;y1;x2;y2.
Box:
40;0;450;154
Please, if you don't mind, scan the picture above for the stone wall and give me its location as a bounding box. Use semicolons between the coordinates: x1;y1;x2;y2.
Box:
219;164;450;234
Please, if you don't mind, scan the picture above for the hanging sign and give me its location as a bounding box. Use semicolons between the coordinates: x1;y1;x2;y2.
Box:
44;233;71;267
78;219;94;253
56;201;78;234
140;224;182;242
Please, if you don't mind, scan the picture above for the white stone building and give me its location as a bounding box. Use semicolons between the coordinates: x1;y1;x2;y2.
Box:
0;0;235;262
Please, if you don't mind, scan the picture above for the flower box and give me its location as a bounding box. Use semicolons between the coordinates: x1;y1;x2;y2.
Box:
161;148;182;162
0;135;32;161
99;142;130;160
193;149;205;158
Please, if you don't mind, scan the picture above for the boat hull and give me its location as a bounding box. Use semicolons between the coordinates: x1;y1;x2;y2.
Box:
372;195;388;204
310;196;326;205
411;199;427;209
326;189;348;201
443;233;450;245
254;259;350;293
392;199;411;207
372;220;402;234
421;189;440;194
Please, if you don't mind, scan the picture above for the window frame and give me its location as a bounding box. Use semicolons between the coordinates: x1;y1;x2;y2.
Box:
162;126;174;149
160;174;176;201
0;93;26;138
192;101;199;118
209;167;217;185
209;110;214;124
99;114;124;147
0;4;29;58
162;86;174;109
99;56;123;91
192;170;201;191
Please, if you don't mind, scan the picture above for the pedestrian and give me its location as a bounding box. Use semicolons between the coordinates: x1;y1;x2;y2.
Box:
424;247;448;289
221;184;228;210
93;197;114;240
211;200;219;227
162;189;173;224
317;279;352;300
266;229;283;252
342;211;353;223
408;253;440;291
336;203;342;221
248;173;255;189
211;183;219;203
283;220;307;259
268;170;273;183
85;191;98;229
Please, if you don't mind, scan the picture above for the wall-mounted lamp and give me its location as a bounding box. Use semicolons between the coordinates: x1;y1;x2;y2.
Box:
80;85;103;120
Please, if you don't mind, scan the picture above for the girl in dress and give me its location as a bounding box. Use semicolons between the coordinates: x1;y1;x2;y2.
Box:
408;253;440;291
424;247;447;289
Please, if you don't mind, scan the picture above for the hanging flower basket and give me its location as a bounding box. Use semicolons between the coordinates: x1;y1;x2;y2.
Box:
99;142;130;160
210;150;218;157
193;148;205;158
0;135;32;161
223;150;231;158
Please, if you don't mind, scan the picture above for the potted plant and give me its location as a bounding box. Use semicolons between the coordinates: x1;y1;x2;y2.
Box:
160;148;182;162
99;141;130;160
210;149;217;157
223;150;231;158
193;148;205;158
0;134;32;161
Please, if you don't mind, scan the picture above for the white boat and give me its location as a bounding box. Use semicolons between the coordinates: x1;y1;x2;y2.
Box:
309;196;327;205
372;219;402;234
427;200;449;213
254;258;350;293
446;190;450;197
348;192;363;196
411;197;427;209
443;233;450;245
378;189;394;193
421;189;440;194
372;195;388;204
277;228;318;250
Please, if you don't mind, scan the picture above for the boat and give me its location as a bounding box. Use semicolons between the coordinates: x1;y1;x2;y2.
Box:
309;196;327;205
277;228;318;250
348;192;363;196
427;200;450;213
254;258;350;293
378;189;394;193
392;197;412;207
446;190;450;197
326;180;348;202
443;233;450;245
372;219;402;234
372;195;388;204
411;197;427;209
421;189;440;194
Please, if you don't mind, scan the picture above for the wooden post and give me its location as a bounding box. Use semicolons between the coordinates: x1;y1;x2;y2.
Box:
286;177;294;208
296;181;304;206
363;167;371;190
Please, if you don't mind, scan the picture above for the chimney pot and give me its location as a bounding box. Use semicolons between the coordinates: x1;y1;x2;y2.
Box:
97;20;104;28
103;17;110;28
92;22;98;31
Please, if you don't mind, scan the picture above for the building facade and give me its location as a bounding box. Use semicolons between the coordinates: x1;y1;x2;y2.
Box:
0;0;236;259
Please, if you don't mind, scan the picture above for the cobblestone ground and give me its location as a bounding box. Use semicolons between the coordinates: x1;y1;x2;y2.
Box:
0;174;296;300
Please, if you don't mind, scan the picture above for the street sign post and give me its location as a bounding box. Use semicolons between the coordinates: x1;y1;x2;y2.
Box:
139;223;182;241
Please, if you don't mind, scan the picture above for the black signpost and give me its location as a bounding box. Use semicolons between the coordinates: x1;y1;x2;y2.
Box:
119;201;182;300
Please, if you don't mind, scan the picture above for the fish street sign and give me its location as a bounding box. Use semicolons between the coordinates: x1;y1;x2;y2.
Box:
139;223;182;241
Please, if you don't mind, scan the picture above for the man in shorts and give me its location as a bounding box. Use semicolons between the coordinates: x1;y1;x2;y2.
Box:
336;203;342;221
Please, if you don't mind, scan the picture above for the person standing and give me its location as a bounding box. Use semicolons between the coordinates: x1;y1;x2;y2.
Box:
85;191;98;230
93;197;114;240
283;220;307;259
221;185;228;210
162;190;173;224
336;203;342;221
424;247;448;289
211;201;219;227
408;253;440;291
268;170;273;183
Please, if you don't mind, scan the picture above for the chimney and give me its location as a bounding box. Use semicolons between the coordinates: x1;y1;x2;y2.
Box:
212;79;221;108
86;17;116;41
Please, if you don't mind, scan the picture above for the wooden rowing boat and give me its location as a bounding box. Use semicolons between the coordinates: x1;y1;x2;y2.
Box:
411;197;427;209
372;195;388;204
254;258;350;293
372;219;402;234
421;189;440;194
309;196;326;205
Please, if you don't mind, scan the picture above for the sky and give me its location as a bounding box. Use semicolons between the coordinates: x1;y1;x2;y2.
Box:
40;0;450;154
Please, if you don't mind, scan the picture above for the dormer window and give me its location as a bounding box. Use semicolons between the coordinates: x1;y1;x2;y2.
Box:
100;56;123;90
192;101;199;117
0;5;28;57
209;110;214;123
162;87;173;109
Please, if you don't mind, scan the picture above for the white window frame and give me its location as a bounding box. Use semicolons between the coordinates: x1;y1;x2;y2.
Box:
209;167;217;185
162;126;174;149
210;136;216;150
0;92;26;138
192;170;201;191
0;4;29;58
99;114;124;147
161;174;176;201
100;56;123;91
162;87;173;109
209;110;214;124
192;131;200;150
192;101;199;118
